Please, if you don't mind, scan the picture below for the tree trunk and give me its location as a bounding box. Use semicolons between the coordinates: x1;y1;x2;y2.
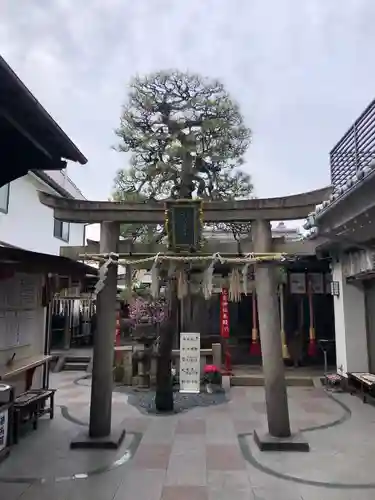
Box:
155;150;192;412
190;294;208;333
181;292;190;332
179;143;193;198
155;278;178;412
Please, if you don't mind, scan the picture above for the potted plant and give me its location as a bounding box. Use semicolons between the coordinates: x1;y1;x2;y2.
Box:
203;364;222;393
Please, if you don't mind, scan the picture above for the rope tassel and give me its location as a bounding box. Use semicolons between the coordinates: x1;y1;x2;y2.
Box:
202;253;219;300
94;252;118;296
177;269;188;300
229;268;241;302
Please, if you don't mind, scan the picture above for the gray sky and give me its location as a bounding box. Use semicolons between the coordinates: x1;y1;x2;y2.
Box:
1;0;375;202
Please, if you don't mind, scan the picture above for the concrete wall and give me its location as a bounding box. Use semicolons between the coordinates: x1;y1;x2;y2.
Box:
0;173;85;254
332;260;368;374
364;282;375;373
42;169;85;201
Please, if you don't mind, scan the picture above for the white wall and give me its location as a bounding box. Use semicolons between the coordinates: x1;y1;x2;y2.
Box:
0;173;85;254
43;169;86;200
332;260;368;374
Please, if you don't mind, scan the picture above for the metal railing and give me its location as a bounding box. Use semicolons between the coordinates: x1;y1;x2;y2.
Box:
330;98;375;192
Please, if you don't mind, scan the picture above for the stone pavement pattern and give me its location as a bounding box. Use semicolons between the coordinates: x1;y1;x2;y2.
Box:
1;372;375;499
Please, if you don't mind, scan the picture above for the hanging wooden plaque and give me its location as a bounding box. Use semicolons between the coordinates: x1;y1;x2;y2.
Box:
289;272;306;294
165;200;202;252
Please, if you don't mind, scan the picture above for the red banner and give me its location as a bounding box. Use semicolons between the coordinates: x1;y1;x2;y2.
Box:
220;288;230;338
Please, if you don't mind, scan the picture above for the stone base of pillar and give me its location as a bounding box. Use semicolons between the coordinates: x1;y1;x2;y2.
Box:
70;427;126;450
253;428;309;452
222;375;231;393
86;357;93;374
53;356;66;373
212;342;222;369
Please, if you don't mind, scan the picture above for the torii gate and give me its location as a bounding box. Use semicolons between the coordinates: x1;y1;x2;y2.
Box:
39;186;330;452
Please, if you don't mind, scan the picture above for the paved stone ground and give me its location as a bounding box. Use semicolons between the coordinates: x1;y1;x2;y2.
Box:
1;372;375;499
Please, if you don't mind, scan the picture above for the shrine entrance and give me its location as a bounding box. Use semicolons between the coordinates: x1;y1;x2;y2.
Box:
39;186;331;451
50;295;96;350
229;258;335;368
175;256;335;370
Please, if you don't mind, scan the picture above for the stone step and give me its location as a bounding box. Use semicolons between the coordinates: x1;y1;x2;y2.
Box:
65;356;91;363
230;375;314;387
63;361;89;371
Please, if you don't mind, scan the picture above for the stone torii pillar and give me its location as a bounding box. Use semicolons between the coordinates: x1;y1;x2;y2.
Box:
252;219;308;451
71;221;125;449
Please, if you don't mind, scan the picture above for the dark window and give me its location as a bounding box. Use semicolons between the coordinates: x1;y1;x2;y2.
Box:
53;219;70;242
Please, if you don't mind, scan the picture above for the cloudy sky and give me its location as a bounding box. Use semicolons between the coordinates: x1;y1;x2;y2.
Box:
1;0;374;204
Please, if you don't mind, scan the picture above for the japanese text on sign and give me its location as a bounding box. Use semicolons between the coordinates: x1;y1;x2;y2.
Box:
0;409;8;452
220;288;230;338
179;332;200;394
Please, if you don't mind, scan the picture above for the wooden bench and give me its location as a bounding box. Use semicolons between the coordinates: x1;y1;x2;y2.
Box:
347;372;375;403
13;388;55;444
0;355;52;390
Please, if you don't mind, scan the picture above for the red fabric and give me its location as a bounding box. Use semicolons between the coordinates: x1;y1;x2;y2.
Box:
308;339;317;357
0;269;14;280
223;349;232;375
250;341;262;356
114;312;121;346
204;364;219;374
115;324;121;345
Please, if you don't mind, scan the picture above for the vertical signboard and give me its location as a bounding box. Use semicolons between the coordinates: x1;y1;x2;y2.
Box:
220;288;230;338
308;273;324;294
179;332;201;394
220;287;232;373
0;408;8;454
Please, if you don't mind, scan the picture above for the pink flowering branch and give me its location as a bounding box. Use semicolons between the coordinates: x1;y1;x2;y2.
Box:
129;296;167;326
